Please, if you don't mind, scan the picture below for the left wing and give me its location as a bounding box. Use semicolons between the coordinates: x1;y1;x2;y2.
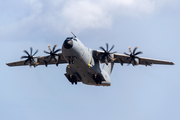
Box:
6;53;67;67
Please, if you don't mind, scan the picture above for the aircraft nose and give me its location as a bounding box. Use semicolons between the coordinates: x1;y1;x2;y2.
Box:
63;39;73;49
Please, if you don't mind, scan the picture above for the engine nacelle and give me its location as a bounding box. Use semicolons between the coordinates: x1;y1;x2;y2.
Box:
31;57;39;67
134;58;139;65
33;57;38;63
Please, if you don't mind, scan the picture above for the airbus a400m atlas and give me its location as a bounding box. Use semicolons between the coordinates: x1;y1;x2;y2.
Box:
7;34;174;86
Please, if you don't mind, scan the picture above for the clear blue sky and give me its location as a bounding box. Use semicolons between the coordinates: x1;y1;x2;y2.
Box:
0;0;180;120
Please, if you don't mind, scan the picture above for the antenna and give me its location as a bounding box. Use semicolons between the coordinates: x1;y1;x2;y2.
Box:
71;32;77;38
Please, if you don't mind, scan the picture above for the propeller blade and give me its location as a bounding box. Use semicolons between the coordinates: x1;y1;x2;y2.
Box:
133;59;136;65
43;50;50;54
53;44;57;52
101;54;105;60
99;46;106;52
54;57;57;62
108;54;113;59
128;47;132;54
33;49;38;56
21;56;28;59
133;47;138;54
128;58;132;63
54;53;59;56
106;43;108;51
31;57;35;62
24;59;29;65
30;47;33;55
126;57;131;61
134;51;142;55
54;49;61;53
23;50;30;56
48;44;51;52
104;56;108;65
127;58;132;65
49;57;52;62
123;52;130;56
108;45;114;52
108;54;114;61
29;59;32;65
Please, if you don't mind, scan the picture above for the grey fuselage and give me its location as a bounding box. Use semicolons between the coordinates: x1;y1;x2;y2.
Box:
62;37;111;86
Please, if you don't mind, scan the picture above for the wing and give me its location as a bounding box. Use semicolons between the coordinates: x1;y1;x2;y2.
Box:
114;53;174;66
93;50;174;66
6;53;67;67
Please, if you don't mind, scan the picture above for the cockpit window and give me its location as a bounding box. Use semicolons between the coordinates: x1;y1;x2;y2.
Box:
65;37;77;41
66;37;73;40
73;38;77;41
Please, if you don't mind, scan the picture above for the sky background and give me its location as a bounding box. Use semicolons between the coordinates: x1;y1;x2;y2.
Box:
0;0;180;120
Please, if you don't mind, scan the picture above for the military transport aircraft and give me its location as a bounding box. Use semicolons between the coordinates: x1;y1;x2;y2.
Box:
6;33;174;86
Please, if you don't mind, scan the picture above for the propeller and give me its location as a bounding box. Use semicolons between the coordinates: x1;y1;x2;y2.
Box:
43;44;61;62
123;46;142;65
21;47;38;66
99;43;116;65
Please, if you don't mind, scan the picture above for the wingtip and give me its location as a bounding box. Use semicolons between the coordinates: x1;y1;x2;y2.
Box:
6;63;10;66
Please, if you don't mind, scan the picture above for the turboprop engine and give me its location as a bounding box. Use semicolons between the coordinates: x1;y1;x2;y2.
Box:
123;47;142;66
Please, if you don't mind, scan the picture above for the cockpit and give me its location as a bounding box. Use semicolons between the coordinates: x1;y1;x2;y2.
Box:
66;37;73;40
63;37;74;49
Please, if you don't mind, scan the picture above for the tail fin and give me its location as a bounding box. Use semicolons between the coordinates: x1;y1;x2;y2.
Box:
103;62;114;75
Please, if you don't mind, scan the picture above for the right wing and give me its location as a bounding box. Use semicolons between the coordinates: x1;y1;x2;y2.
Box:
6;53;67;67
93;50;174;66
114;53;174;66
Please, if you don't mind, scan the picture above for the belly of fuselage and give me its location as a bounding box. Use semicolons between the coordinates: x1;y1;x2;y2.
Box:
66;60;110;86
